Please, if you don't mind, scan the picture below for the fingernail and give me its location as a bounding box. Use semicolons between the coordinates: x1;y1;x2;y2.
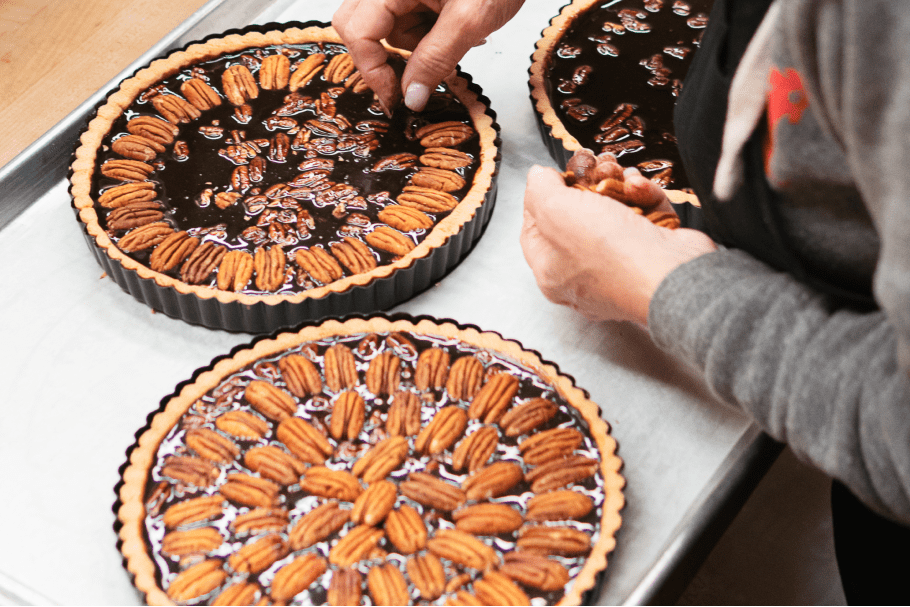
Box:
404;82;431;111
377;96;392;118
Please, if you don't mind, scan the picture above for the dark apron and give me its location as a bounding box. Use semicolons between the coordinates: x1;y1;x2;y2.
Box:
674;1;908;603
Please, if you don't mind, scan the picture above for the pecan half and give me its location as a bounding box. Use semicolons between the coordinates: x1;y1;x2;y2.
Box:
295;245;343;285
259;53;291;90
400;472;466;511
325;52;356;83
378;205;434;233
446;355;484;401
288;501;351;549
162;495;225;529
467;372;520;424
253;245;286;291
410;167;465;192
244;379;296;422
328;524;384;567
419;147;473;169
407;553;446;600
396;186;459;213
166;559;227;603
181;78;222;111
290;53;327;91
269;132;290;163
186;427;239;464
351;479;397;526
276;416;333;464
525;455;599;493
299;466;363;502
211;581;260;606
180;241;227;285
414;405;467;455
117;221;173;252
385;390;421;437
462;461;524;500
451;425;499;472
216;250;253;292
518;427;584;465
416;121;475;147
366;226;415;257
100;158;155;181
106;200;163;231
385;504;428;554
328;569;363;607
499;397;557;437
500;551;570;592
228;533;288;574
330;237;377;275
126;115;178;146
215;410;268;440
244;445;306;485
473;571;531;606
526;490;595;522
278;354;322;398
368;562;409;607
329;390;366;440
161;527;224;557
152;93;201;124
220;473;281;508
414;347;450;391
516;525;591;556
365;351;401;396
222;64;259;106
161;455;219;487
372;152;418;172
271;554;328;603
111;134;161;161
324;343;358;392
149;231;199;273
98;181;156;208
454;502;523;535
229;507;290;535
351;435;408;482
427;529;499;570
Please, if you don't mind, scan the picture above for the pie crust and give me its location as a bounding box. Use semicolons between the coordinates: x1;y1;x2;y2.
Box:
115;315;625;605
70;22;500;333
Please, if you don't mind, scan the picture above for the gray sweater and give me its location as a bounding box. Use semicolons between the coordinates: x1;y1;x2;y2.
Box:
649;0;910;524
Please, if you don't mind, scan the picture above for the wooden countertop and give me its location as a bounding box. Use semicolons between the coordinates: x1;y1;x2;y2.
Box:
0;0;209;170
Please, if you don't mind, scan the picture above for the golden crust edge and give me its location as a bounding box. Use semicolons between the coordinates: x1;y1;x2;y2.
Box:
71;26;498;308
117;316;625;606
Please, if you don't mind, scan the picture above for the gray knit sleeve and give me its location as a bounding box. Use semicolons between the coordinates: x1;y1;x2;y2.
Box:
648;249;910;523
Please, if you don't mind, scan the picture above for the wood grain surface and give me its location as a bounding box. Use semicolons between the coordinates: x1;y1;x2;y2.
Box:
0;0;209;169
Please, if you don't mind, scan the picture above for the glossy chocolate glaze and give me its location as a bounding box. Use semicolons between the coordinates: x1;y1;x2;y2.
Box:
546;0;712;189
143;332;607;605
92;44;481;295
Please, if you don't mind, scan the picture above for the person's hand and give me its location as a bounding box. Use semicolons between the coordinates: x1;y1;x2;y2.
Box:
520;162;717;325
333;0;525;112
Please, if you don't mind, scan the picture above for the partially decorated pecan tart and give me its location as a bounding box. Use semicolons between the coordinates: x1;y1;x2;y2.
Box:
70;22;499;332
115;315;624;605
529;0;712;202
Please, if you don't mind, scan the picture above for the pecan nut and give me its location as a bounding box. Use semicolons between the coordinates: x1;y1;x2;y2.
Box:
220;473;281;508
222;64;259;106
180;78;222;111
414;405;467;455
330;237;377;275
400;472;466;511
149;231;199;273
446;355;484;401
100;158;155;181
516;525;592;556
351;479;397;526
499;397;557;437
329;390;366;440
214;191;241;209
365;351;401;396
295;245;344;285
365;226;415;257
98;181;156;208
385;390;421;437
323;343;358;392
212;581;259;606
160;455;219;487
351;435;408;482
406;553;446;601
185;427;239;464
499;551;571;592
253;244;286;291
217;250;254;292
126;115;178;146
276;416;333;464
180;241;227;285
259;53;291;90
299;466;363;502
328;524;384;567
409;167;466;192
229;507;290;535
244;445;306;485
161;527;224;557
378;205;434;232
451;425;499;472
525;455;599;493
152;93;201;124
228;533;288;574
384;504;428;554
427;529;499;570
462;461;524;501
419;147;473;169
416;121;475;147
106;200;164;231
288;501;351;550
414;347;450;391
473;571;531;606
526;489;595;522
244;379;297;421
289;53;326;92
325;53;356;83
277;354;323;398
111;134;161;161
367;562;409;607
467;372;520;424
166;559;227;603
396;186;459;213
454;502;524;535
117;221;173;252
270;554;328;603
372;152;418;172
162;495;226;529
328;569;363;607
518;427;584;465
215;410;269;440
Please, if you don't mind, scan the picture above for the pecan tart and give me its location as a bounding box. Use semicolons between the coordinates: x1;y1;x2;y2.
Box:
115;315;625;605
70;22;500;332
529;0;712;202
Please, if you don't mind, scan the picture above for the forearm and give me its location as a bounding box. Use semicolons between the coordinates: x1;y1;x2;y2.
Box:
649;249;910;523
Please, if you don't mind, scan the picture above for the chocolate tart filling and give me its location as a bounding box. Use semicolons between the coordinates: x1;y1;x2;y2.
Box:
115;315;625;605
530;0;712;200
71;22;500;333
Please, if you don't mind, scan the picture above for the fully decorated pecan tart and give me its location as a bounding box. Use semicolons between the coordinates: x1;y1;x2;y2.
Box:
70;22;500;333
115;316;624;605
529;0;712;202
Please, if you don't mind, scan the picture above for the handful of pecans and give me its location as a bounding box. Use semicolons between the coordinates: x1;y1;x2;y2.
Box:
561;149;680;229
